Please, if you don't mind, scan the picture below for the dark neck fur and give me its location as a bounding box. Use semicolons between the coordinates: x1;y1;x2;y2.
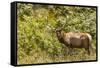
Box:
56;31;64;43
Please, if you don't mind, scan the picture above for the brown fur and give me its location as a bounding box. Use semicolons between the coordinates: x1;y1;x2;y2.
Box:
55;29;92;55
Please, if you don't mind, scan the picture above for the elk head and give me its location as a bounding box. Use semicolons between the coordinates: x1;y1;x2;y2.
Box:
55;27;65;44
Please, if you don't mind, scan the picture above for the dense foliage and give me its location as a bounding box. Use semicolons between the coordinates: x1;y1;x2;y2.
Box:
17;3;97;64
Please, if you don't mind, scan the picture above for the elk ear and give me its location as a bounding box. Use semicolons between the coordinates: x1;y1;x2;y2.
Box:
54;27;63;32
58;27;62;31
52;28;56;32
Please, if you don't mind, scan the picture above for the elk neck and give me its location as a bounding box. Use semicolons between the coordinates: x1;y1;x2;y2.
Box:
56;30;65;43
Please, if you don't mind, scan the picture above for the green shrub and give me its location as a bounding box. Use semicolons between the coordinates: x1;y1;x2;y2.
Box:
17;3;97;64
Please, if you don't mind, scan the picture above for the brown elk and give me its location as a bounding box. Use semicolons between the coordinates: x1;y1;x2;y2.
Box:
55;28;92;55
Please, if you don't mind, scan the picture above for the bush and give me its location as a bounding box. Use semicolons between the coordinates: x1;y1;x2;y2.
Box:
17;3;97;64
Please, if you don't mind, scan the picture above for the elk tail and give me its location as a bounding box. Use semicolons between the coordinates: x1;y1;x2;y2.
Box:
86;33;93;55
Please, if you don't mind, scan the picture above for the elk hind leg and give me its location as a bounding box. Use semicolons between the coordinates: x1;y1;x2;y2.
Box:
85;47;90;55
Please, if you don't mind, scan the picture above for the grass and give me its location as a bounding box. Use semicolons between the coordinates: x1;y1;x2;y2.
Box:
17;3;97;65
18;46;96;65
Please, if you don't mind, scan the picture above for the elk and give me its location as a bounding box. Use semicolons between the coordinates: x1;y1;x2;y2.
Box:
55;28;92;55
